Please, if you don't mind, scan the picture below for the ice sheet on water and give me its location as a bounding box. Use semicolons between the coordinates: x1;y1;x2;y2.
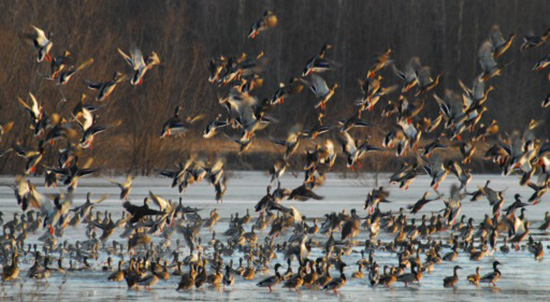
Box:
0;172;549;301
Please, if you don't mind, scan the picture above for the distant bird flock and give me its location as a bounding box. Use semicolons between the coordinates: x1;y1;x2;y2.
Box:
2;9;550;294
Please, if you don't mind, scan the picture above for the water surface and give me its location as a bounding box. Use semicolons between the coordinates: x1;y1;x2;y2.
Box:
0;172;548;301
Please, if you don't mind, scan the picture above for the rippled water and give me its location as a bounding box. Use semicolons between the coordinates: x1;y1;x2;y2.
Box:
0;172;549;301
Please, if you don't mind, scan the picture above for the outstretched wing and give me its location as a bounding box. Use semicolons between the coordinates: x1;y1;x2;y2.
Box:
117;48;134;67
31;25;49;46
149;190;170;212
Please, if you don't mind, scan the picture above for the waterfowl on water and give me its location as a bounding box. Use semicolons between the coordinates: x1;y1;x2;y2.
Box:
5;10;550;299
222;265;235;290
467;267;481;286
195;260;208;289
257;263;282;291
177;264;197;291
301;260;318;288
443;265;461;288
282;267;304;291
2;252;19;282
242;257;255;280
443;244;459;262
108;260;124;282
396;262;420;287
378;266;397;287
316;262;332;288
480;261;502;287
207;265;223;287
138;263;160;290
351;263;364;279
538;212;550;231
323;265;347;293
29;256;52;280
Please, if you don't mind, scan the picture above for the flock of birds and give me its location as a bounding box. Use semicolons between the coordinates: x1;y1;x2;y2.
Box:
1;9;550;296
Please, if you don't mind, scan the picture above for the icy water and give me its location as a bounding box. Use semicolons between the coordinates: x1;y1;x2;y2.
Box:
1;172;549;301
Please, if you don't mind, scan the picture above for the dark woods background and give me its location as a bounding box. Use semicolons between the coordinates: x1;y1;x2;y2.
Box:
0;0;549;175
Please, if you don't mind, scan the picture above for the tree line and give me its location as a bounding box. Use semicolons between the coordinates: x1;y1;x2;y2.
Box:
0;0;549;175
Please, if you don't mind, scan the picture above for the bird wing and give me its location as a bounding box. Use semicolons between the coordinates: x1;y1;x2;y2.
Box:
117;48;134;68
130;47;146;70
449;184;462;204
397;118;418;139
310;74;329;98
432;155;445;174
187;114;206;124
77;108;94;131
123;201;138;214
123;175;133;188
103;176;123;189
391;64;406;80
339;131;357;154
83;79;102;90
409;57;422;72
472;76;486;101
480;271;496;282
92;194;109;205
159;170;177;179
210;158;224;173
31;25;49;46
489;25;505;48
28;92;41;118
75;58;95;72
30;186;54;217
432;93;452;119
16;176;30;196
289;206;302;223
416;66;433;86
478;40;497;72
149;191;169;212
17;96;31;113
238;102;257;128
